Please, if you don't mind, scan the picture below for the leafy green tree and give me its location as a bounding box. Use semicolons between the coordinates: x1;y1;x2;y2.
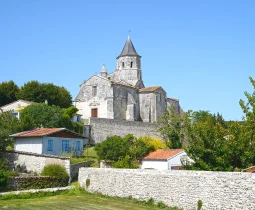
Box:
157;105;186;148
0;80;19;106
95;135;130;161
239;76;255;167
0;110;22;152
185;114;232;171
94;134;156;168
20;103;73;130
16;81;72;108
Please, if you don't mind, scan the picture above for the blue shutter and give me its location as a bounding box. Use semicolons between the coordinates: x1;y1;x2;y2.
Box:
62;140;70;153
76;141;81;151
47;140;53;151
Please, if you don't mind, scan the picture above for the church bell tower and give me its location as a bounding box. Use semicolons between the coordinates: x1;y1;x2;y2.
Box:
116;36;144;88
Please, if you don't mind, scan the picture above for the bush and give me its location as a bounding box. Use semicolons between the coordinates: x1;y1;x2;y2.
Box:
0;158;9;172
41;164;69;186
10;176;64;191
112;155;138;169
0;170;8;192
141;136;167;150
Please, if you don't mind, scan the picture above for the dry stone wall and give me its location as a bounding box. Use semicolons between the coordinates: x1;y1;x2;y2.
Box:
5;151;70;175
89;118;160;143
79;168;255;210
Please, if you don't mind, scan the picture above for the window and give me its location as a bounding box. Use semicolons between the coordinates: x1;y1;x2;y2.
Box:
62;140;69;153
92;86;97;97
76;141;81;151
122;62;125;68
12;112;19;118
130;61;133;68
47;140;53;151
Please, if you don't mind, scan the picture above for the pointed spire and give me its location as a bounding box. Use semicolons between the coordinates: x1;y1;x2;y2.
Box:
117;36;140;58
100;64;107;77
101;64;107;73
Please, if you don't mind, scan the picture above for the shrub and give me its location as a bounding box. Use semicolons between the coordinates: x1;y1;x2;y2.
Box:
0;158;9;171
146;198;155;205
157;201;167;208
112;155;138;169
141;136;167;150
0;170;8;192
10;176;63;191
41;164;69;186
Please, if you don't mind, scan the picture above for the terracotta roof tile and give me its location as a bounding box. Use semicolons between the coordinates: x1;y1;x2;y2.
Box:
139;86;161;93
11;128;65;137
143;149;184;160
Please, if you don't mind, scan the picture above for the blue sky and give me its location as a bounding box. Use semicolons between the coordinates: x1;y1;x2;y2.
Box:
1;1;254;120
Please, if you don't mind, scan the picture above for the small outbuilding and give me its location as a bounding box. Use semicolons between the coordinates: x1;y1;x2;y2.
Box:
141;149;193;170
11;128;85;156
0;99;33;119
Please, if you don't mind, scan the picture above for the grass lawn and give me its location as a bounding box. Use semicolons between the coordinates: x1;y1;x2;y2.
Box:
0;191;180;210
60;147;99;167
83;146;98;157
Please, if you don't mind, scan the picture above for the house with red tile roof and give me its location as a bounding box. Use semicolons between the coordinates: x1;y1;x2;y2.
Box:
141;149;193;170
10;128;85;156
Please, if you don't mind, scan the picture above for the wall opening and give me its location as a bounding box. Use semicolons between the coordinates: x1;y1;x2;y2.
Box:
91;108;98;118
122;62;125;68
92;86;97;97
130;61;133;68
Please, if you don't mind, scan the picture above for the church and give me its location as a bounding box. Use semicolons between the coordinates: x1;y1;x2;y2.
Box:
74;36;180;123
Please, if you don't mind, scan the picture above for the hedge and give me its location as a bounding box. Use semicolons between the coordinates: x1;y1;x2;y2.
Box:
9;176;68;191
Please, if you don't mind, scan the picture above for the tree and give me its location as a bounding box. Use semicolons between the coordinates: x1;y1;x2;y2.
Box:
157;105;186;148
0;110;22;152
239;76;255;166
94;134;156;168
95;135;130;161
0;80;19;106
20;103;73;130
185;114;232;171
16;81;72;108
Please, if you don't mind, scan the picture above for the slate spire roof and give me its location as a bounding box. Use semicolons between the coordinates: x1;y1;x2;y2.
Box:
117;36;140;58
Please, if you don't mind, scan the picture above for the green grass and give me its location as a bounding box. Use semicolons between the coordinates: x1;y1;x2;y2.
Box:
59;147;99;166
0;187;181;210
83;147;98;157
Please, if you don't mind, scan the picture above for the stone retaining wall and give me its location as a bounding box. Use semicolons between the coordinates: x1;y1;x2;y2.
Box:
78;168;255;210
89;118;160;143
4;151;70;175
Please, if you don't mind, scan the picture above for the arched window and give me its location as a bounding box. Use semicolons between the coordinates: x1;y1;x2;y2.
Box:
122;62;125;68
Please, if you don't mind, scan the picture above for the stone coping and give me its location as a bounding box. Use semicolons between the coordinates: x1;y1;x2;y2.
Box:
5;150;70;160
80;168;255;177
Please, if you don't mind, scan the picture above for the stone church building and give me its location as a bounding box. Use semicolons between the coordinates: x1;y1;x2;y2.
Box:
74;36;180;123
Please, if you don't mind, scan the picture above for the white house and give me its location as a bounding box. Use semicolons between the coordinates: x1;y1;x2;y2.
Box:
0;99;33;118
10;128;85;156
141;149;193;170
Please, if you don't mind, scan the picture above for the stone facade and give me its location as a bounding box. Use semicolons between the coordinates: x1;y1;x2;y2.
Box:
89;117;160;143
79;168;255;210
74;36;181;123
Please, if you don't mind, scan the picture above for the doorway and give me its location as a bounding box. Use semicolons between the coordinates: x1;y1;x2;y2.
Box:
91;108;98;118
